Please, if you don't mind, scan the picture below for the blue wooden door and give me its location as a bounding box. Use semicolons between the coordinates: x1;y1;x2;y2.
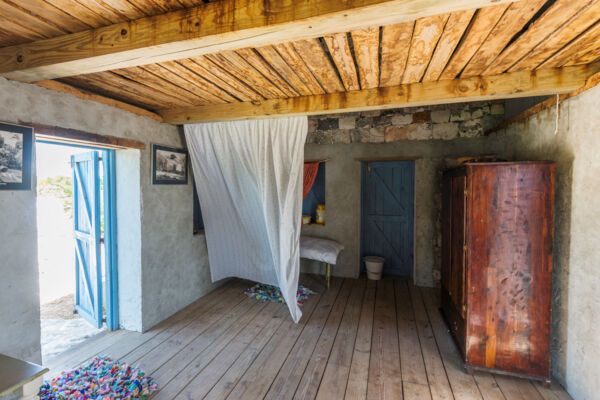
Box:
72;151;103;328
361;161;415;276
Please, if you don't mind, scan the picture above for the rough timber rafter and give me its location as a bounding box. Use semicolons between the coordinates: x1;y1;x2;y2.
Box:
158;63;600;124
0;0;518;82
34;80;163;121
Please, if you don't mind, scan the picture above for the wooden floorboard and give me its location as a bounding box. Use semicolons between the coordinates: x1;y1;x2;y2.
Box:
46;276;573;400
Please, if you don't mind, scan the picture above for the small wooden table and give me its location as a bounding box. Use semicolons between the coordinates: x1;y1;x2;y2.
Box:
0;354;47;398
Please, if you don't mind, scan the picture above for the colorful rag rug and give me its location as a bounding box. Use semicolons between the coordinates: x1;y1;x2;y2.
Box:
245;283;316;305
38;356;158;400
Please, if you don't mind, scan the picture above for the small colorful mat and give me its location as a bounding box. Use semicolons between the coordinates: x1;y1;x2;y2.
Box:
245;283;316;305
38;356;158;400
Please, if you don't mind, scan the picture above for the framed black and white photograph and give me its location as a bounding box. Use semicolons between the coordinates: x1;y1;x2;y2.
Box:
152;144;188;185
0;122;33;190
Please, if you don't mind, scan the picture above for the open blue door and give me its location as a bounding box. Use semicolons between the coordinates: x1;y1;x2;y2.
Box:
72;151;103;328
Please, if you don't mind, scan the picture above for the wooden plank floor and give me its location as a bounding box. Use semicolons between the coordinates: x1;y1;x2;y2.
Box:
45;276;572;400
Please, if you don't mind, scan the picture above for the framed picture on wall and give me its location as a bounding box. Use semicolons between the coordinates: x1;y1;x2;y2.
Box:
0;122;33;190
152;144;188;185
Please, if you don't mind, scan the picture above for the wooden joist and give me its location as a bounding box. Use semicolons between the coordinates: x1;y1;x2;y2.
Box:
0;0;518;82
486;69;600;134
34;80;163;122
159;63;600;124
30;123;146;149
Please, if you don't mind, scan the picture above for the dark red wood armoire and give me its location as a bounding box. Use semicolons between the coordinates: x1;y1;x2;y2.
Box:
441;162;555;383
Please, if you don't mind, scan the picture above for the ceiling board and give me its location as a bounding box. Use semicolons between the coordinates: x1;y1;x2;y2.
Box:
439;4;510;80
255;45;316;96
460;0;547;77
402;14;450;84
272;42;326;95
512;1;600;71
159;63;600;124
351;27;381;89
205;52;289;99
3;0;600;121
235;48;301;97
323;33;361;91
483;0;594;75
183;56;262;102
423;9;475;82
380;22;415;87
0;0;520;82
292;39;345;94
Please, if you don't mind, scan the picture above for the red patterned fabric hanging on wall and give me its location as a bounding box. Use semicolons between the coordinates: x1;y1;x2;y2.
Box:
303;162;319;199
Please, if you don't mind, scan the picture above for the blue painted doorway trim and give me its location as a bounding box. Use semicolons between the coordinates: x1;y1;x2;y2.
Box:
102;150;119;331
361;161;415;276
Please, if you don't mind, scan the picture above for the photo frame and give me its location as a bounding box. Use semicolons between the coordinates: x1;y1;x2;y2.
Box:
152;144;188;185
0;122;33;190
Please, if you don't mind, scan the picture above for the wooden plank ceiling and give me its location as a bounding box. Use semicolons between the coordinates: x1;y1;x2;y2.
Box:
2;0;600;122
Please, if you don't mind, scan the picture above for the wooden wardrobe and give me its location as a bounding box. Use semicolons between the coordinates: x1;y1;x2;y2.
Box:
441;162;555;383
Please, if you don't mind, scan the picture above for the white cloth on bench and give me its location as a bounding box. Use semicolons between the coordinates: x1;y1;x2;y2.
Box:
300;235;344;265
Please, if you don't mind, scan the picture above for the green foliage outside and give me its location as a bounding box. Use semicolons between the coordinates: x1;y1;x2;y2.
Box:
38;175;105;235
38;176;73;219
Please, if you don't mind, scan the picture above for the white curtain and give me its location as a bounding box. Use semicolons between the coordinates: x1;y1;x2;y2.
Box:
184;117;307;322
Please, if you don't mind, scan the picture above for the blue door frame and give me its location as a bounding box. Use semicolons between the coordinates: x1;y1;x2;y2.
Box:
361;161;415;276
37;140;119;330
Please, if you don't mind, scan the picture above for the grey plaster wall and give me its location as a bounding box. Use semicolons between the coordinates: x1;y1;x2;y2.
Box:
495;86;600;400
302;136;511;286
0;76;217;365
0;175;41;364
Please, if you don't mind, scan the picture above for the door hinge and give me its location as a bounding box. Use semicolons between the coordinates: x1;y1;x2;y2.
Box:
464;189;468;196
463;244;468;251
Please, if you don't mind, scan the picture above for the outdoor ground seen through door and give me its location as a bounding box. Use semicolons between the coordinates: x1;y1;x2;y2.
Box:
36;142;105;363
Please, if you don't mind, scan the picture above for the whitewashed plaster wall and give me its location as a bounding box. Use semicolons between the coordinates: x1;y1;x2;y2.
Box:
0;77;218;363
495;86;600;400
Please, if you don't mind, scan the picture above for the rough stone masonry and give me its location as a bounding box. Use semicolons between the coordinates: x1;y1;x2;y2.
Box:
307;101;505;144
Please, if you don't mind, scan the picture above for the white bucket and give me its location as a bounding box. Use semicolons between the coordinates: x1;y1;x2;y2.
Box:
364;256;385;280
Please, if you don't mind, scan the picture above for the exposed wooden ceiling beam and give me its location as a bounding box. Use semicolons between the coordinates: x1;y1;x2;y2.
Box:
34;80;163;122
28;123;146;150
158;63;600;124
0;0;518;82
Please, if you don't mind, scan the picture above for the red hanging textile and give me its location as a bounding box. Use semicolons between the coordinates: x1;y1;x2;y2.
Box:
303;162;320;199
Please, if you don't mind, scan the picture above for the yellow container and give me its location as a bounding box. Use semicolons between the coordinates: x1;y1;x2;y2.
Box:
315;205;325;224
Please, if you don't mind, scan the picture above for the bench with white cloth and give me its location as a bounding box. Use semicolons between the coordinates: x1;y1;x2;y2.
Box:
300;235;344;288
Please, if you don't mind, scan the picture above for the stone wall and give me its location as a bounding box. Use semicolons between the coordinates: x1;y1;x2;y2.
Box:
302;101;509;286
307;101;505;144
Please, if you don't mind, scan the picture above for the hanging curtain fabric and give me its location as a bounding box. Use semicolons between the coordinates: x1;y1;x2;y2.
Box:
184;117;308;322
303;162;320;200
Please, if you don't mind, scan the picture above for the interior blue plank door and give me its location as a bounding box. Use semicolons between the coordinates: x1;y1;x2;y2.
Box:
361;161;415;276
72;151;103;328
